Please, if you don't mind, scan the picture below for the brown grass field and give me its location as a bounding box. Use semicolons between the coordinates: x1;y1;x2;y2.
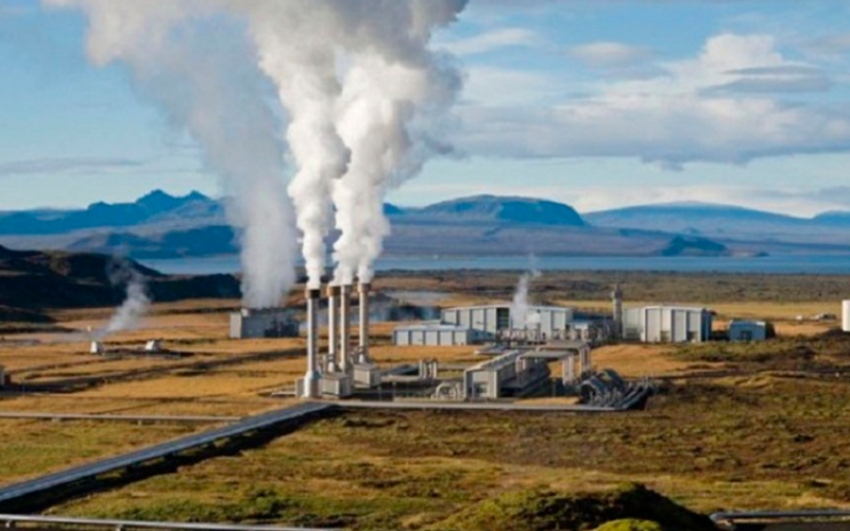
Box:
3;271;850;529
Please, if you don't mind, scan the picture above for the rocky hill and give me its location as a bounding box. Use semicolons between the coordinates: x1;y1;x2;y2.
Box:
0;245;240;323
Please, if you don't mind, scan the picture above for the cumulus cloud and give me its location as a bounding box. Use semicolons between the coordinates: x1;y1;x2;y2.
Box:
456;33;850;167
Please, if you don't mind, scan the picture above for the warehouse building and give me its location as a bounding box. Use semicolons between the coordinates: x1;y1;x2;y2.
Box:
622;306;713;343
441;304;574;339
392;323;488;346
229;308;300;339
728;320;771;342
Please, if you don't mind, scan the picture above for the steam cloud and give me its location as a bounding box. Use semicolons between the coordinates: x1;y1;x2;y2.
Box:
95;259;150;338
46;0;467;299
511;259;542;330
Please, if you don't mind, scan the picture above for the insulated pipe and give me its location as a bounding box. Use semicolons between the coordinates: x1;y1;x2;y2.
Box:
327;285;340;371
303;289;321;398
340;284;352;371
358;282;371;362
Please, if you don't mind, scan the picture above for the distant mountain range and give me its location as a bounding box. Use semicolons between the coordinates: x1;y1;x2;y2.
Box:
3;191;850;259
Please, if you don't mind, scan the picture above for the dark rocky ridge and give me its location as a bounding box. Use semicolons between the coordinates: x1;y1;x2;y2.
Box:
0;245;240;322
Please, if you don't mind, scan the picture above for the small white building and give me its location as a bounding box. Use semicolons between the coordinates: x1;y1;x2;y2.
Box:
441;304;574;339
622;306;713;343
843;300;850;333
393;323;488;346
728;320;769;342
229;308;300;339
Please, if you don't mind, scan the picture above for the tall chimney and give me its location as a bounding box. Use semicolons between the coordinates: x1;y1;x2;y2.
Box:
340;284;353;372
358;282;371;362
612;284;624;338
302;288;321;398
327;285;340;372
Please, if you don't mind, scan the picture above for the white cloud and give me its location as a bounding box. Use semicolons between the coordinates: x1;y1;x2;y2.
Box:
456;33;850;167
440;28;539;56
566;42;653;68
0;157;146;176
461;66;556;106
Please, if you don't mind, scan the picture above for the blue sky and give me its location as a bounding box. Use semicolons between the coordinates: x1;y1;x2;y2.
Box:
1;0;850;216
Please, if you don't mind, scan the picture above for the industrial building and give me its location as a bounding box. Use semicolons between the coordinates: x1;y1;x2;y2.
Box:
462;350;550;399
622;305;713;343
229;308;300;339
728;320;771;342
392;323;488;346
441;304;574;339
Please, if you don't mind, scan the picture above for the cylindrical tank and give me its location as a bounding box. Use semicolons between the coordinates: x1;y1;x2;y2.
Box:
842;300;850;332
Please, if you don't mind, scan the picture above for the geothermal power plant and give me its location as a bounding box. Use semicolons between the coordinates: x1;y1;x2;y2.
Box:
297;282;379;399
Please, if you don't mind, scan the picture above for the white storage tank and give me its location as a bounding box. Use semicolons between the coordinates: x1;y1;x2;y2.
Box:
842;300;850;332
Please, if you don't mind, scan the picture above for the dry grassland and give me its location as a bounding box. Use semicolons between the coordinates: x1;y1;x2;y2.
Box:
0;420;201;487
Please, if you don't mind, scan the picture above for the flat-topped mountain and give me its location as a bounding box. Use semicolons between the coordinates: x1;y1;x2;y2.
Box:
399;195;586;226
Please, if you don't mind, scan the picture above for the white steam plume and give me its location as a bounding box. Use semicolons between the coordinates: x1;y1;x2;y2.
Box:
45;0;298;309
242;4;351;290
511;258;542;330
45;0;467;297
94;259;150;339
331;0;467;284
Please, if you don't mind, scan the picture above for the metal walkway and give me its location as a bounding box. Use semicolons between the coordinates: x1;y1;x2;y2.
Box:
0;513;337;531
0;402;330;506
337;400;621;412
711;509;850;529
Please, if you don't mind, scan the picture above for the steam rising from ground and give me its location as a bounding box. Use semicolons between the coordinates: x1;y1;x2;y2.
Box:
511;258;542;329
46;0;466;298
94;259;150;339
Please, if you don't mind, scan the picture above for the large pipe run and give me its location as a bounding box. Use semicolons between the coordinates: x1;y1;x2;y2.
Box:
327;285;340;372
303;288;321;398
358;282;371;362
340;284;352;371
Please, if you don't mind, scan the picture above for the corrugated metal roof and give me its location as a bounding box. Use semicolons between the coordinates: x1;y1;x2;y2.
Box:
626;305;710;312
393;323;472;332
443;305;572;312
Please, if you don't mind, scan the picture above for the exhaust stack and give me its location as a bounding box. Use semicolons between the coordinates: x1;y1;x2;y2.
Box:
302;288;321;398
327;285;340;372
340;284;352;372
358;282;371;363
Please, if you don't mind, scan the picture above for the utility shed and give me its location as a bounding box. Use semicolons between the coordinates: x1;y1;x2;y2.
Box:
229;308;300;339
622;306;713;343
441;305;574;338
393;323;486;346
729;320;770;342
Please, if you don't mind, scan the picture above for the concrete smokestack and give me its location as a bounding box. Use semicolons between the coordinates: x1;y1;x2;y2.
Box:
340;284;353;371
303;288;321;398
327;285;340;372
358;282;371;362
